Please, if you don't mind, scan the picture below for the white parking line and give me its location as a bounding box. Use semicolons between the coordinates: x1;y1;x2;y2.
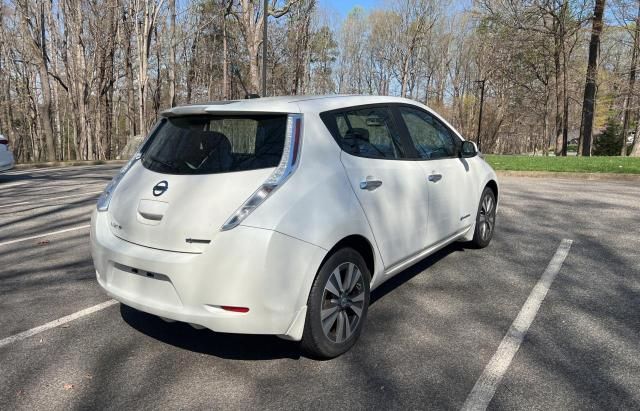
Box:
461;239;573;411
0;191;102;209
0;300;117;349
0;181;28;189
0;225;91;247
2;164;118;176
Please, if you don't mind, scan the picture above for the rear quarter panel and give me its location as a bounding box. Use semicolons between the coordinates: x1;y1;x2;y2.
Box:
241;112;386;286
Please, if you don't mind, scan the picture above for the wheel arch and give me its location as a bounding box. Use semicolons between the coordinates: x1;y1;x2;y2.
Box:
322;235;376;284
485;179;499;202
460;177;499;243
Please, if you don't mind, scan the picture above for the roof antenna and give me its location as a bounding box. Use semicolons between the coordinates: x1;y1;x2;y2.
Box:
232;65;260;99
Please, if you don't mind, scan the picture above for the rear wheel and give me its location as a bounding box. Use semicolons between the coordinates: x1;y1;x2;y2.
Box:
301;248;370;359
471;187;496;248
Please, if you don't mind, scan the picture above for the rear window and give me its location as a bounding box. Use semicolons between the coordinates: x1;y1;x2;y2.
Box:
141;115;287;175
320;107;404;159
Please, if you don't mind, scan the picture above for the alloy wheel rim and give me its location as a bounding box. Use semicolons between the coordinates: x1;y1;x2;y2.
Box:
478;193;495;241
320;262;365;343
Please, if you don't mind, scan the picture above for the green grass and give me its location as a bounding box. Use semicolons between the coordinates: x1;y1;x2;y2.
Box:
484;155;640;174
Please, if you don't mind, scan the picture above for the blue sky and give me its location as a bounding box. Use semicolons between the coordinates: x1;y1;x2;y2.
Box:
320;0;472;18
321;0;377;17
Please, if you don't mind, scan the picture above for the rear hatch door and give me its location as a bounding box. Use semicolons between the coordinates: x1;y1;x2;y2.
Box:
107;114;287;253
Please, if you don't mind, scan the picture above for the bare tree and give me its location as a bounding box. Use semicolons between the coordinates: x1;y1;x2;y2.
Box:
131;0;164;131
17;0;57;160
579;0;606;157
2;0;640;162
621;0;640;155
231;0;299;94
168;0;176;107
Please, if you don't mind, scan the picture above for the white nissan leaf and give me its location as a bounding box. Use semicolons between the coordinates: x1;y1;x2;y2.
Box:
91;95;498;358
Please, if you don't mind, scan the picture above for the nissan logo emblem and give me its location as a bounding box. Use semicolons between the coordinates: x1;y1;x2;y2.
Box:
153;180;169;197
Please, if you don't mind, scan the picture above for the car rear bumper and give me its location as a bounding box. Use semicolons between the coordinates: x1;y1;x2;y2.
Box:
90;210;326;340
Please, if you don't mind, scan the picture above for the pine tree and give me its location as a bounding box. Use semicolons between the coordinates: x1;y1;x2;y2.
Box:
593;118;623;156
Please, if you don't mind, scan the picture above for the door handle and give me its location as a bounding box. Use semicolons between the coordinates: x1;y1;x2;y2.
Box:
360;177;383;191
428;174;443;183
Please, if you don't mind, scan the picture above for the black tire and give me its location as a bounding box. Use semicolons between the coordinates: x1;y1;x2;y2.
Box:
470;186;497;249
301;248;371;359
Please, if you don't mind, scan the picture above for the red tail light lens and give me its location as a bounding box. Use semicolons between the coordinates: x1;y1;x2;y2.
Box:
221;306;250;313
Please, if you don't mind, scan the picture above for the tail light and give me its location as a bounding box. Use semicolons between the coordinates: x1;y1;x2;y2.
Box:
221;306;250;313
221;114;303;231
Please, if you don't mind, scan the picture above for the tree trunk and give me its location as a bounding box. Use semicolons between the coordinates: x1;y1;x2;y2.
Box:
125;27;136;139
401;55;410;97
222;15;229;99
579;0;606;157
24;1;57;161
186;32;199;103
543;89;550;155
560;2;570;157
621;0;640;156
631;120;640;156
36;60;56;161
168;0;176;107
61;0;86;160
134;0;161;134
249;39;261;94
74;0;92;160
554;42;563;156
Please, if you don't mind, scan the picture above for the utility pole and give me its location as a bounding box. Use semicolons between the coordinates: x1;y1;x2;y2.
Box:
262;0;268;97
475;79;486;152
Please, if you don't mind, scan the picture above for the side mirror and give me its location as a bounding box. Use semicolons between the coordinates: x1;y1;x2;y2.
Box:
460;141;478;158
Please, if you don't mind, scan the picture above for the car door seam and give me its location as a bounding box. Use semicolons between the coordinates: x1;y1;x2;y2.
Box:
338;151;387;270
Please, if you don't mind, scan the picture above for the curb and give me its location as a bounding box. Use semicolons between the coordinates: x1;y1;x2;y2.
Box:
13;160;127;170
496;170;640;181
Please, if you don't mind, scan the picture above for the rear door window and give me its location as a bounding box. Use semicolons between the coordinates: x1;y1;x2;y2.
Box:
398;106;459;160
321;107;405;159
141;115;287;174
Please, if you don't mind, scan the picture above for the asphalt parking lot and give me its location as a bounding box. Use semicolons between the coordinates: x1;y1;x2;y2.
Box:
1;164;639;410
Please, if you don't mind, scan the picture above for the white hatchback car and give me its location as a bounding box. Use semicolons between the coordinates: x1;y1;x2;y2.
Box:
91;95;498;358
0;134;15;171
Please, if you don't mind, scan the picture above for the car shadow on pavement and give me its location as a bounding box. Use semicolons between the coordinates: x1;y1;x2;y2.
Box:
370;242;466;306
119;304;303;360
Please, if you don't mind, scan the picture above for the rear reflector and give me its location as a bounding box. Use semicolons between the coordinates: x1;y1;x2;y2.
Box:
221;306;250;313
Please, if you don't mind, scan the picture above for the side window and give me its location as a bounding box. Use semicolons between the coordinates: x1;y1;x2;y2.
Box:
325;107;404;159
399;107;458;160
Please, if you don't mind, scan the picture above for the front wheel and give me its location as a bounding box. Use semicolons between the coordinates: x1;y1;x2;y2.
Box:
301;248;371;359
471;187;496;248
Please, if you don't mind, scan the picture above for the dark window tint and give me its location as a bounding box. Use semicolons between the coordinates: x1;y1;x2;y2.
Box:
399;107;458;159
324;107;404;159
141;115;287;175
